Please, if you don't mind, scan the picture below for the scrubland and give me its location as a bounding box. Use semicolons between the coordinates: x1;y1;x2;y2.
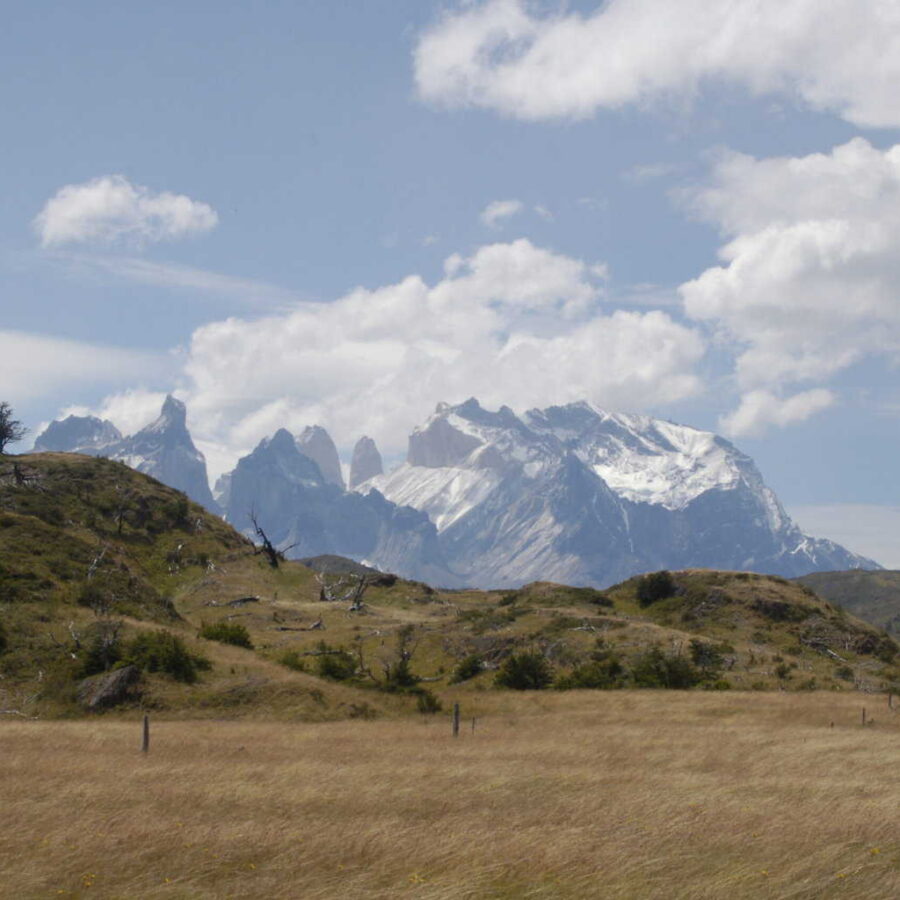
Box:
4;690;900;899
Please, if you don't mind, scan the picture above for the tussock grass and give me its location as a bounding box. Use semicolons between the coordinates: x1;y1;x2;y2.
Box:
4;691;900;898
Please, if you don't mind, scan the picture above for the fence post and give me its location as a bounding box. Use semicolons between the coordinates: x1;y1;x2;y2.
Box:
452;703;460;738
862;707;867;727
142;714;150;753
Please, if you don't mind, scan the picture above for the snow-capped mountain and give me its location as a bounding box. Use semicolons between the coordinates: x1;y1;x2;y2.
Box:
360;399;878;588
34;396;219;513
226;428;459;585
34;415;123;455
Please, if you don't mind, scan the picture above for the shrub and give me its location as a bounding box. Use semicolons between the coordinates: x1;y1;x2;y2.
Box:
126;630;209;683
316;645;358;681
689;639;731;675
450;654;484;684
556;657;626;690
200;621;253;649
637;571;676;607
415;689;443;714
631;647;702;689
280;650;307;672
495;651;554;690
0;619;7;654
556;640;625;690
79;621;124;676
835;664;854;681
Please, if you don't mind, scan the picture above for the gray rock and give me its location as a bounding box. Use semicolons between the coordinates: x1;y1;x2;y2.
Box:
34;415;122;453
297;425;344;489
77;665;141;711
349;436;383;489
225;428;462;586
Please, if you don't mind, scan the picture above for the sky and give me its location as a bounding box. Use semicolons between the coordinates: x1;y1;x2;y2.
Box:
4;0;900;565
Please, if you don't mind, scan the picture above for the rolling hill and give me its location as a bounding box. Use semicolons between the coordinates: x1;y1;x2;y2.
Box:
2;452;898;719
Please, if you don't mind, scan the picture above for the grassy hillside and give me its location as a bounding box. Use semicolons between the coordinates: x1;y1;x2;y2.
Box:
2;452;899;719
797;570;900;634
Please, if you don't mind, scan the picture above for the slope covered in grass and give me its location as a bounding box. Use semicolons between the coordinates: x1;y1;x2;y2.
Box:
2;452;899;719
797;570;900;634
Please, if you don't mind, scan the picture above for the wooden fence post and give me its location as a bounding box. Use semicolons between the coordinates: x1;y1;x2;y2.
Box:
862;707;867;727
452;703;460;738
142;714;150;753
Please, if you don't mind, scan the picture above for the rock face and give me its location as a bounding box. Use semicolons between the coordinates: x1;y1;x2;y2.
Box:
77;665;141;710
225;428;460;586
297;425;344;489
349;436;384;490
33;397;219;513
364;399;879;588
34;415;122;454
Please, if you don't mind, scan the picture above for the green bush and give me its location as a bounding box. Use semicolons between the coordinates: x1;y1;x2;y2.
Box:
415;689;443;714
637;571;677;607
689;639;732;676
316;645;358;681
631;646;702;689
200;621;253;649
126;630;209;683
557;657;625;690
279;650;307;672
450;654;484;684
495;651;554;690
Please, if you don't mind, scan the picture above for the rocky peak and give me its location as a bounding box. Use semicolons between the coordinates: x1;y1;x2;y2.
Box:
349;436;384;489
34;415;122;453
296;425;344;489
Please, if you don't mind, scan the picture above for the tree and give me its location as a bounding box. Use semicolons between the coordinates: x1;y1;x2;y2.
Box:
0;402;26;454
495;651;554;690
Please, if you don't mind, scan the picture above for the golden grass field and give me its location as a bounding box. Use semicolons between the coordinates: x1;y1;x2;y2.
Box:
4;690;900;899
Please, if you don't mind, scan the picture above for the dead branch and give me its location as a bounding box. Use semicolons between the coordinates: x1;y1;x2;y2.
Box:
249;511;284;568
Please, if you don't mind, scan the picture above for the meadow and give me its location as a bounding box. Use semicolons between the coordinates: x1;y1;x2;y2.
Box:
4;690;900;899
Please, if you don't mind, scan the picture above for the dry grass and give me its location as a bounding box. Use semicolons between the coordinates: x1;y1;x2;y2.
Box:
4;691;900;899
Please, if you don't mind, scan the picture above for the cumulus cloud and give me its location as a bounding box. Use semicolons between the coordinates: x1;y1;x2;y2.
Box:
0;330;165;403
34;175;218;247
719;389;836;438
62;389;172;438
415;0;900;127
480;199;524;228
678;138;900;435
161;239;703;476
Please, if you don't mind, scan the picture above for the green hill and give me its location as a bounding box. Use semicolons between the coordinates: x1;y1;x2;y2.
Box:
796;570;900;635
2;452;899;719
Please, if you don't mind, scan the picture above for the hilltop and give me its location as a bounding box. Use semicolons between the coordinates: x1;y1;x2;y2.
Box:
1;452;898;719
797;570;900;634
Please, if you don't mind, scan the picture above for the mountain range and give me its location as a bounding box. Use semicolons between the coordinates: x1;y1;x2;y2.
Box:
34;396;878;587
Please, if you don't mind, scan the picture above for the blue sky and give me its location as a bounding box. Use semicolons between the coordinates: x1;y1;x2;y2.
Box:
4;0;900;564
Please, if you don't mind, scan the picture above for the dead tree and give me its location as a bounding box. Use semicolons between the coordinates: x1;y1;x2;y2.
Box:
248;511;295;568
315;571;370;613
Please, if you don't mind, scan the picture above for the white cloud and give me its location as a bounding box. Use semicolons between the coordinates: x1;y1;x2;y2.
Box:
0;330;165;403
169;239;702;476
415;0;900;127
480;199;524;228
47;253;298;308
719;389;835;438
35;175;218;247
624;163;679;183
62;389;171;438
679;138;900;435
